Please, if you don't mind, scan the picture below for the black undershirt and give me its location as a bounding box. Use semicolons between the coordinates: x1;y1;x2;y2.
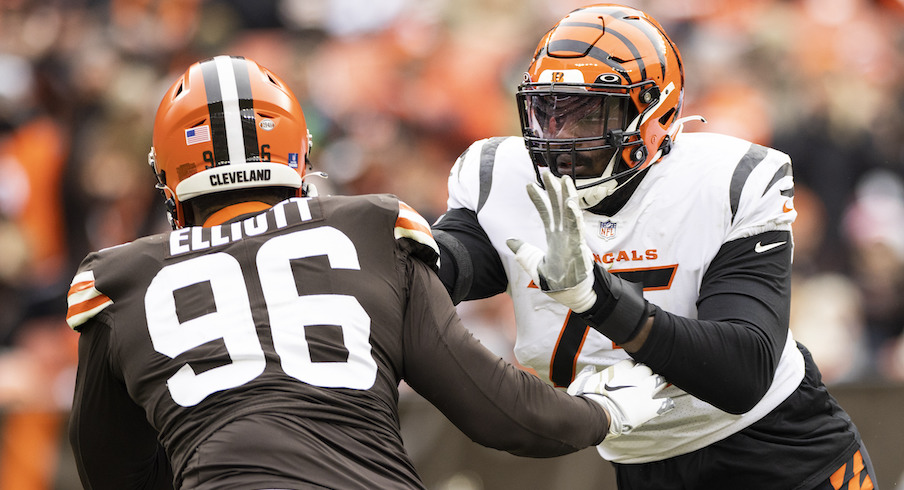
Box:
434;210;793;414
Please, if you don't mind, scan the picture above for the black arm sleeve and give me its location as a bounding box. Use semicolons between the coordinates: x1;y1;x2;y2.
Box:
69;319;174;490
433;208;508;304
401;256;608;456
632;230;792;414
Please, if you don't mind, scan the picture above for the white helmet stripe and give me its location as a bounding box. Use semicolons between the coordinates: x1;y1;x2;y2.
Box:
213;55;248;165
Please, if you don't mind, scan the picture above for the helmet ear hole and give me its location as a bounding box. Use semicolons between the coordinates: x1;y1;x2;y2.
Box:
659;107;677;126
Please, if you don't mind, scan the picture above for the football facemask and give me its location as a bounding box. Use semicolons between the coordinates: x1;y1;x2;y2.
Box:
517;4;686;208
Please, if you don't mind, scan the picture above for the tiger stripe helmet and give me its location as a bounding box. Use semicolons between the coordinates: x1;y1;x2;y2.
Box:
149;55;310;228
517;4;684;207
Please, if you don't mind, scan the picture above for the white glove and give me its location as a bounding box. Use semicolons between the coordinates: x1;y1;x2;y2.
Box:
568;360;674;438
506;172;598;313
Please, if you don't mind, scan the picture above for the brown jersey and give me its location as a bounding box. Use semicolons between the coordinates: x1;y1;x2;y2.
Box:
67;194;607;490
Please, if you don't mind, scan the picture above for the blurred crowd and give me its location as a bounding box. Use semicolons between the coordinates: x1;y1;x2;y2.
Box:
0;0;902;487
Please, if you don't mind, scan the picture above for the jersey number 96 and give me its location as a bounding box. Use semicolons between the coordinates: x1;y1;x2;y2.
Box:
144;227;378;407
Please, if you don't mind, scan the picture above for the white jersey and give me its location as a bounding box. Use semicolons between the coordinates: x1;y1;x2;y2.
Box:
444;133;806;463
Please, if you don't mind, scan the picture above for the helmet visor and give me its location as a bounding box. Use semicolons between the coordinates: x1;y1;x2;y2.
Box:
525;92;629;142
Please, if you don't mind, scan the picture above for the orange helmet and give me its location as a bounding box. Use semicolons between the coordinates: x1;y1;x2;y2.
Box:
517;4;685;208
149;55;311;228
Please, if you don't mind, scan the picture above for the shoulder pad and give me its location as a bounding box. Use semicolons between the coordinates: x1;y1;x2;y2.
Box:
66;269;113;330
395;200;440;270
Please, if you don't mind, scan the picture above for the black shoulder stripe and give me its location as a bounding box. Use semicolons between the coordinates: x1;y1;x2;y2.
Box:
762;162;793;197
729;143;768;224
477;137;505;213
453;147;469;181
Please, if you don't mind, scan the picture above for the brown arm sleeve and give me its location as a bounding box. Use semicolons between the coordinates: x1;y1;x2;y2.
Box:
69;319;174;490
400;257;608;457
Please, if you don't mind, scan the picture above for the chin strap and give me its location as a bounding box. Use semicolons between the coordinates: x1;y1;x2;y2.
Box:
301;171;329;197
575;166;646;210
667;115;706;147
673;115;707;128
575;114;706;210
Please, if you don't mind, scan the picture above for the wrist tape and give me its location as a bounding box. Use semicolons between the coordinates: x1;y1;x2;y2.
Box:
579;264;651;345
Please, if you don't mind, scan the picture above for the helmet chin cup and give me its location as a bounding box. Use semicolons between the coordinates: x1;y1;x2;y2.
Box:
575;178;617;209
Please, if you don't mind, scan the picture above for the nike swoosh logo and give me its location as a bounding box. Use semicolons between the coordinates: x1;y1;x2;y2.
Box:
755;241;786;253
604;384;634;392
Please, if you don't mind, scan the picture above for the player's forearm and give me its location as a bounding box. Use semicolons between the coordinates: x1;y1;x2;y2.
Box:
609;232;792;413
620;315;653;352
406;314;609;455
402;260;607;455
431;357;609;457
576;282;782;414
632;305;784;414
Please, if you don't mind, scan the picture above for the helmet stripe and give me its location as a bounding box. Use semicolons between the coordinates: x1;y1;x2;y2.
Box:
608;17;669;83
213;55;248;166
200;58;229;166
604;27;648;81
199;56;261;166
229;57;261;163
546;39;629;79
559;20;604;30
653;22;683;86
554;15;669;85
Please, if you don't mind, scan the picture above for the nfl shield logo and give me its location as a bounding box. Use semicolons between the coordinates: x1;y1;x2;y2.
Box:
599;220;617;240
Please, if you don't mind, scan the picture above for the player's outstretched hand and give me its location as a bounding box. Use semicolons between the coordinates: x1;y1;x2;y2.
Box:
506;172;651;346
568;360;674;438
506;172;597;313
